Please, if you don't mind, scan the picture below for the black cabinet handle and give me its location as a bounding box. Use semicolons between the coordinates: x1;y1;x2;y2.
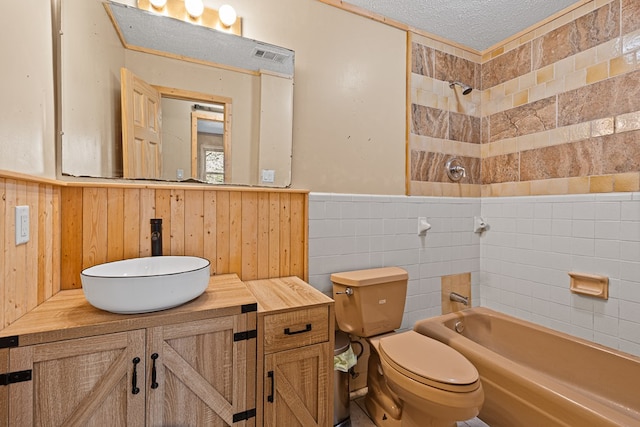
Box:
132;357;141;395
150;353;159;389
284;324;312;335
267;371;274;403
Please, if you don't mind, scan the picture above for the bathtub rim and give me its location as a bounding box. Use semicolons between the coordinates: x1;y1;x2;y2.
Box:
414;307;640;426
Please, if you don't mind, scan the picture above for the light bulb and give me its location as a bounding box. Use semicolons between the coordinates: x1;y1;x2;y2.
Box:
218;4;237;27
185;0;204;18
149;0;167;9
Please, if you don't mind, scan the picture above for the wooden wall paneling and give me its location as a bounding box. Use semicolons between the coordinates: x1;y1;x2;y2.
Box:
51;186;61;297
216;191;230;275
256;193;270;279
155;189;172;256
241;192;258;280
4;180;18;325
14;180;27;324
0;174;309;332
229;192;242;276
290;193;306;279
139;189;156;257
269;193;281;278
203;191;217;273
25;183;39;314
279;193;291;277
60;187;83;290
123;188;141;259
170;189;185;256
37;186;52;304
81;188;108;270
106;188;125;263
0;179;5;328
184;190;204;257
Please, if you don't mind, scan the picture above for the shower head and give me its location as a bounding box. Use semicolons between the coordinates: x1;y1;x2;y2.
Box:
449;81;473;95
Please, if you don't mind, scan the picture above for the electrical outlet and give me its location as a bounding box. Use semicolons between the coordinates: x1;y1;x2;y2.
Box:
15;206;29;245
176;169;184;180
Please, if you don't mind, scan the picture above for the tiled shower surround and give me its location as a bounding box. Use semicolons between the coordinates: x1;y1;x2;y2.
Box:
308;192;640;357
409;0;640;197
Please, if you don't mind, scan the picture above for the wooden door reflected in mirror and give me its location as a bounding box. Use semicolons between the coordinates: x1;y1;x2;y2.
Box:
121;68;163;179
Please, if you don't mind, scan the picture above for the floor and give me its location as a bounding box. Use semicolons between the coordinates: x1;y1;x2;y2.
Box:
348;396;489;427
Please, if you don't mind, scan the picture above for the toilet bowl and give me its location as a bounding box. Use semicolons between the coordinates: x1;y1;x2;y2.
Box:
375;331;483;427
331;267;484;427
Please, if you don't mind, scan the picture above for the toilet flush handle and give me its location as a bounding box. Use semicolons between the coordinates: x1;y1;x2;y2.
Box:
335;287;353;296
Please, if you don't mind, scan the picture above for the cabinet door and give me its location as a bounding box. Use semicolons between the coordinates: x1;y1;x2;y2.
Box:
8;330;146;427
263;342;331;427
146;314;256;427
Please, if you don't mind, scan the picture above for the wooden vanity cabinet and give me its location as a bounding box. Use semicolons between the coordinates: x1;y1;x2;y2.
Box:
244;277;334;427
0;274;257;427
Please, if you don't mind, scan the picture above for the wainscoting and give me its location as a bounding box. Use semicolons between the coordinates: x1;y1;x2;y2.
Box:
0;171;308;330
60;184;308;289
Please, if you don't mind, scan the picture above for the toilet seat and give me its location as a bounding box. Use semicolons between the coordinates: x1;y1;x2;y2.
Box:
378;331;480;392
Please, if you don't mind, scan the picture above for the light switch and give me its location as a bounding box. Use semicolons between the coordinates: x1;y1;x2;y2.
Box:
262;169;275;183
15;206;29;245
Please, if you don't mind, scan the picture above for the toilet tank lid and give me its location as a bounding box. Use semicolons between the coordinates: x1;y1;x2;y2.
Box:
330;267;408;286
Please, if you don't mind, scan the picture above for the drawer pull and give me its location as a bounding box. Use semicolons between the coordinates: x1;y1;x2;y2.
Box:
284;324;312;335
131;357;141;395
150;353;159;389
267;371;275;403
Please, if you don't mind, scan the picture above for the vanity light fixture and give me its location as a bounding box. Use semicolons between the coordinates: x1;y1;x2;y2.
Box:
149;0;167;9
218;4;237;27
185;0;204;18
137;0;243;35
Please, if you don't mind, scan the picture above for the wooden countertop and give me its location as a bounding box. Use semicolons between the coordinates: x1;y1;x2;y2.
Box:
243;276;334;314
0;274;256;347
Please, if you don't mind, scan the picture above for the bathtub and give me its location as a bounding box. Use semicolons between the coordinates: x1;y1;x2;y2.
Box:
414;307;640;427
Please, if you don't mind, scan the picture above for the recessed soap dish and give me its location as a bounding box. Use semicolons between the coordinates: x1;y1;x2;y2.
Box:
568;272;608;300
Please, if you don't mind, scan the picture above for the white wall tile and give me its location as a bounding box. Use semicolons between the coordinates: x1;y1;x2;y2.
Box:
309;191;640;357
480;192;640;356
308;193;481;329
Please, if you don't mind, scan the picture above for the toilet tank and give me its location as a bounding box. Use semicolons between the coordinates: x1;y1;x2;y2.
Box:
331;267;408;337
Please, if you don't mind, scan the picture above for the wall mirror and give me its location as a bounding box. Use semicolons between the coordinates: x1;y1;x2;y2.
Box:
58;0;294;187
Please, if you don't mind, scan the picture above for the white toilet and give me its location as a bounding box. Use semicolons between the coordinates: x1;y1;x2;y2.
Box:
331;267;483;427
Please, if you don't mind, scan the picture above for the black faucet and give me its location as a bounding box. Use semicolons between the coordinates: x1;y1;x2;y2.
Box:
151;219;163;256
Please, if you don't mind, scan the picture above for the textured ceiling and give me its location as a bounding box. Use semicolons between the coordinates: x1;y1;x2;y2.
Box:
344;0;582;51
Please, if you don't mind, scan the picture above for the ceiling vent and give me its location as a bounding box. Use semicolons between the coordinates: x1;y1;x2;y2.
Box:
252;47;289;64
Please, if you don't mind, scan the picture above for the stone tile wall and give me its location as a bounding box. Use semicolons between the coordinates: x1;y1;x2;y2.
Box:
409;0;640;197
409;33;482;197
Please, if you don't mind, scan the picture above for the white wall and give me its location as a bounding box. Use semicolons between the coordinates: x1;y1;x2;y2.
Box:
308;193;481;329
480;192;640;356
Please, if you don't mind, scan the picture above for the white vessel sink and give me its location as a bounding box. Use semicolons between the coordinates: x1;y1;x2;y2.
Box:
81;256;211;314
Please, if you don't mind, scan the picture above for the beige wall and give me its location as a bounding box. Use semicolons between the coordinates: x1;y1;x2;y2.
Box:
236;0;408;194
160;98;192;181
0;0;56;178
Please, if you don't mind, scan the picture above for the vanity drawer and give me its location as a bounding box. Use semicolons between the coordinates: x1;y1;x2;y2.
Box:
263;306;329;353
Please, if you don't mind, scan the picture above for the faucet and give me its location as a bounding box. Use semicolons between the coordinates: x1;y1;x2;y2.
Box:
151;219;163;256
449;292;469;306
445;157;467;182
